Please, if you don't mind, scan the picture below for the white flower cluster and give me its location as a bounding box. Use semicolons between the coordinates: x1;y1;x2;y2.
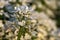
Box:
0;0;59;40
0;5;57;40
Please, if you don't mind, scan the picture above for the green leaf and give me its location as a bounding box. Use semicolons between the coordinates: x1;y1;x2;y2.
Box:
0;15;3;20
31;36;37;40
35;7;42;12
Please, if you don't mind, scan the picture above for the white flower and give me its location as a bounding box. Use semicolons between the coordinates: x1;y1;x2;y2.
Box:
14;6;21;12
18;20;26;26
31;20;36;23
31;31;37;36
20;5;29;13
20;36;25;40
28;7;34;12
15;28;19;35
18;22;23;26
0;20;4;27
22;20;26;24
15;5;32;14
24;33;31;40
24;15;29;17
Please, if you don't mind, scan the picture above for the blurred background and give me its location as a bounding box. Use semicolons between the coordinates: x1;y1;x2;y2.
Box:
0;0;60;40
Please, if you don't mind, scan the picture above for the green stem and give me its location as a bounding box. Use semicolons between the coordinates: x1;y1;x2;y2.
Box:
17;26;23;40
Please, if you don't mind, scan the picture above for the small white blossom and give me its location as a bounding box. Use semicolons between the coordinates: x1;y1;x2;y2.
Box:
20;5;29;13
31;20;37;23
18;20;26;26
31;31;37;36
24;15;29;17
0;20;4;27
24;33;31;40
